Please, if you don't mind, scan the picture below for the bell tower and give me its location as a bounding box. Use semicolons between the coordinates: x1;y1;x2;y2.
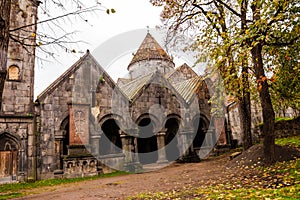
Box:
1;0;38;115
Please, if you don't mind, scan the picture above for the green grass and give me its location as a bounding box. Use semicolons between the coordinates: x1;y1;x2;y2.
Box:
275;117;294;122
256;116;295;127
0;171;129;199
275;135;300;148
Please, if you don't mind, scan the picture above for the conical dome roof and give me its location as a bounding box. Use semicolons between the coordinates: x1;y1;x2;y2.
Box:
128;33;173;69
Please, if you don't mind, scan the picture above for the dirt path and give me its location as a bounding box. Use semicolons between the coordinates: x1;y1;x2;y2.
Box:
14;155;232;200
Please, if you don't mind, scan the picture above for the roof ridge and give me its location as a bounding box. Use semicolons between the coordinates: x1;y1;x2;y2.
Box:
37;51;91;100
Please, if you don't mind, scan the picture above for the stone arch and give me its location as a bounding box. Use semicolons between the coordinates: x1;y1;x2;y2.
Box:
0;132;19;179
98;114;124;129
163;114;181;128
98;115;123;156
135;113;159;164
192;114;210;148
135;113;160;131
164;114;181;161
0;132;19;151
60;116;70;156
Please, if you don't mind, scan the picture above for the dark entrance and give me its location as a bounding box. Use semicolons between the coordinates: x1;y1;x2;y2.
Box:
165;118;180;161
193;117;207;149
61;117;70;156
137;118;158;164
99;119;122;155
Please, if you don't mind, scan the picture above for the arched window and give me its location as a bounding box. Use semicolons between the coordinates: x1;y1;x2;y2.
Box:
7;65;20;81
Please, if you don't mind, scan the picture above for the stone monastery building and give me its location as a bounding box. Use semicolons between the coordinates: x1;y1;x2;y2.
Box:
0;0;230;182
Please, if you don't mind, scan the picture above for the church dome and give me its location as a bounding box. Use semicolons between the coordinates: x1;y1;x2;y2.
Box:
127;33;175;79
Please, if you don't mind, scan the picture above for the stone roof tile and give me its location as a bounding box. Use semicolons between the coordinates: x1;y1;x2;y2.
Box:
128;33;173;69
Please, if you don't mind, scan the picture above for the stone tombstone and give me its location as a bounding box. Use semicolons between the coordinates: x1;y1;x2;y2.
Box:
69;104;90;145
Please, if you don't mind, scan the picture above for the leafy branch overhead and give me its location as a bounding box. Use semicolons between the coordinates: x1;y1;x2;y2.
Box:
150;0;300;163
8;0;116;60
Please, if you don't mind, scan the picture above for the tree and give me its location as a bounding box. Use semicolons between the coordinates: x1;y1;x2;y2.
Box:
150;0;300;163
268;38;300;116
0;0;11;109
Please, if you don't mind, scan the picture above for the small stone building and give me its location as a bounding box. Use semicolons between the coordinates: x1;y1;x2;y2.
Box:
34;33;219;179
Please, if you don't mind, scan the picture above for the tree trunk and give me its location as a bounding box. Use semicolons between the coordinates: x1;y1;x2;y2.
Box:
251;43;275;164
0;0;11;110
239;0;252;150
239;90;252;150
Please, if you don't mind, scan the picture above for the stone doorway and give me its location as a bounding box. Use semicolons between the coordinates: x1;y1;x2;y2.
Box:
137;118;158;164
0;133;19;181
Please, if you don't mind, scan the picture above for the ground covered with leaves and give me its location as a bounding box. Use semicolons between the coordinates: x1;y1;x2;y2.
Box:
129;136;300;199
1;136;299;200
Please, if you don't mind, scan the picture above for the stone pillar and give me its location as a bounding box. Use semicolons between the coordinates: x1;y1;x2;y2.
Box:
120;133;133;165
156;129;168;164
205;129;214;148
90;134;101;155
27;120;37;182
133;137;140;164
178;128;200;162
122;129;142;172
54;130;65;170
178;128;193;156
198;128;214;159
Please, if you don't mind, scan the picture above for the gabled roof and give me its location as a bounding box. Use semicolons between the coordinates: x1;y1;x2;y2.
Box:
116;77;132;87
173;77;203;104
128;33;173;69
37;50;126;101
120;72;154;100
120;70;186;104
166;63;198;80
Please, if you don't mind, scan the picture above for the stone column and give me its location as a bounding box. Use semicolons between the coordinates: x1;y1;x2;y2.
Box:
133;137;140;164
120;133;133;165
54;130;65;170
90;134;101;155
156;129;168;164
178;129;192;156
206;129;214;148
178;127;201;162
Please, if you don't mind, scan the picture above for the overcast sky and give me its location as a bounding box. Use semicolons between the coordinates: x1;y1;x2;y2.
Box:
34;0;164;98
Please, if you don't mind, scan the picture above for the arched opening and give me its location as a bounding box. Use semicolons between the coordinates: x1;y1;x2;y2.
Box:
0;133;19;179
165;118;180;161
61;117;70;156
137;118;158;164
7;65;20;81
99;119;122;155
193;117;207;149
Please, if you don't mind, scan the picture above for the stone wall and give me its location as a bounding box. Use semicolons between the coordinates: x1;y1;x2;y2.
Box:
274;117;300;138
128;59;174;79
2;0;37;115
